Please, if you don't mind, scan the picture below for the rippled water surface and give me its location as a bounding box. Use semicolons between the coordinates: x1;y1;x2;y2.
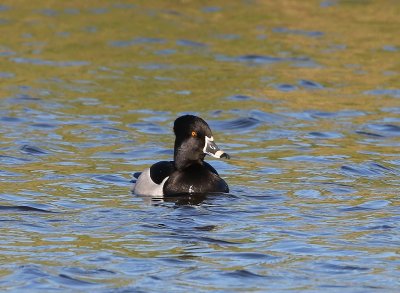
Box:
1;1;399;292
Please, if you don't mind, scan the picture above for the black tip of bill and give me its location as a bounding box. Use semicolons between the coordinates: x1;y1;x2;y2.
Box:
220;152;230;159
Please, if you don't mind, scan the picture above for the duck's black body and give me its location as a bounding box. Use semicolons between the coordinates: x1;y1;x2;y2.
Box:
150;160;228;195
133;115;230;196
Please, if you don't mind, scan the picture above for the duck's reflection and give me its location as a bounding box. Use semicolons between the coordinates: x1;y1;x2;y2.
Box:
161;193;209;205
135;192;228;205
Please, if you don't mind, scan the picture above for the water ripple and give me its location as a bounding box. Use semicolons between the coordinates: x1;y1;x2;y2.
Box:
364;88;400;98
215;54;316;67
366;124;400;136
307;131;343;139
10;57;90;67
0;205;54;213
272;27;324;37
209;117;261;133
127;122;169;134
298;79;324;89
20;145;48;155
109;37;165;47
176;39;207;47
226;95;252;101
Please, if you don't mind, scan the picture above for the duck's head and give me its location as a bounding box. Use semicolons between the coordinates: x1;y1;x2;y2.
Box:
173;115;230;169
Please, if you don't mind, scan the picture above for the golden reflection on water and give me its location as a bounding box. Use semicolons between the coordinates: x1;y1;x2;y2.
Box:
0;0;398;201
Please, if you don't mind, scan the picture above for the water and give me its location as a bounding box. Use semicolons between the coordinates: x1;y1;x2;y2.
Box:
0;1;399;292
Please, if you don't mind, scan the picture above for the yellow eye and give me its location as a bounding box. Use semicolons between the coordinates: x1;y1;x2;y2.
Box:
191;131;197;137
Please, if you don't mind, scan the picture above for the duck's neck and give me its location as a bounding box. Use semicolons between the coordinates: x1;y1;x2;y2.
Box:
174;139;204;170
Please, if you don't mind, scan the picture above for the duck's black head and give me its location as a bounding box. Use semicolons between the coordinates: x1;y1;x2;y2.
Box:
173;115;229;170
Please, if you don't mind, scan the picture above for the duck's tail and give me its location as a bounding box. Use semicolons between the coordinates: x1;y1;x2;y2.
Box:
130;172;142;184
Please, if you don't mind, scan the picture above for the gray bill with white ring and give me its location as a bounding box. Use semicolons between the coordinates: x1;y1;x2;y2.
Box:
203;136;230;159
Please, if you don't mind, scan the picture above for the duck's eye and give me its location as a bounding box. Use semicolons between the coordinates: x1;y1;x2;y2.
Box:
191;131;197;137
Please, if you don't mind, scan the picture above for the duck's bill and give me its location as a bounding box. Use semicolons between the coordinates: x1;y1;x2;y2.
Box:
203;136;230;159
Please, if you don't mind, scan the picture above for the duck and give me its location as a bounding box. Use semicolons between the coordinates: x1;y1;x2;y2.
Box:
132;115;230;196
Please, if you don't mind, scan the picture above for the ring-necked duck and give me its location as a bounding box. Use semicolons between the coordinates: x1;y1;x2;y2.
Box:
132;115;230;196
